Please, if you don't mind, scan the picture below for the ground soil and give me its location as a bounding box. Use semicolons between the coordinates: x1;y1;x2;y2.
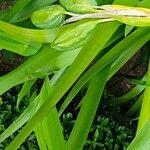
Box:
107;46;148;97
0;1;24;75
0;0;14;10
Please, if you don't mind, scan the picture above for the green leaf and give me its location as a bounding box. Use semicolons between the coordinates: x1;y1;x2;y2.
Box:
67;65;110;150
137;60;150;132
17;79;36;108
127;120;150;150
11;0;57;23
34;123;47;150
97;0;114;5
0;20;59;43
126;94;143;116
35;77;65;150
116;84;145;104
0;31;41;56
113;0;139;6
125;25;134;37
138;0;150;8
3;0;32;22
126;78;148;86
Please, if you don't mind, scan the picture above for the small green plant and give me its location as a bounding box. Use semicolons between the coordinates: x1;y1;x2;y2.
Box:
84;117;134;150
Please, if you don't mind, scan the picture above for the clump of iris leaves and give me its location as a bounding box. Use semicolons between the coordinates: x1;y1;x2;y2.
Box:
0;0;150;150
0;50;138;149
